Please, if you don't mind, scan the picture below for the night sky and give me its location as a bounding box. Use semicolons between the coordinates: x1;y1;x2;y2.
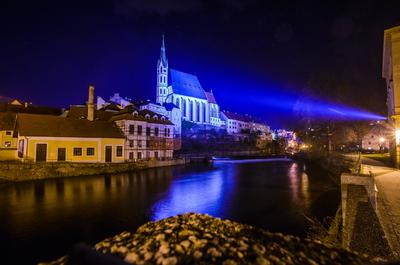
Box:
1;0;400;127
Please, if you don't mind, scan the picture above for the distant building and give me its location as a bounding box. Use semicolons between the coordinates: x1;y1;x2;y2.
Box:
220;111;252;135
111;109;174;161
155;35;222;127
361;123;391;152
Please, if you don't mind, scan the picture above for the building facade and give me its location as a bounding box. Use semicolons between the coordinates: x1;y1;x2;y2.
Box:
14;114;125;163
112;109;174;160
383;25;400;165
361;122;390;152
0;113;17;160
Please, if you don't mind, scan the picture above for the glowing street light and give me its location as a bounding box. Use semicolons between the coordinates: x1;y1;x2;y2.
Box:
396;129;400;145
379;137;385;143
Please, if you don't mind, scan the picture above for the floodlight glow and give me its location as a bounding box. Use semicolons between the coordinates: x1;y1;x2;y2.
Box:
379;137;385;143
396;129;400;145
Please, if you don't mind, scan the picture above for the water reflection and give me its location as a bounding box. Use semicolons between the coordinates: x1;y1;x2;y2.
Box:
152;169;224;220
0;160;339;265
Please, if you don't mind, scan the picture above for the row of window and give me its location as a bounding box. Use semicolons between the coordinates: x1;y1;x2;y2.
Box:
128;125;171;137
128;151;171;160
72;146;123;157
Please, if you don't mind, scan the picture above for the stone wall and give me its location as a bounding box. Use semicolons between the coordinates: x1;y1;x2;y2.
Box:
0;159;187;182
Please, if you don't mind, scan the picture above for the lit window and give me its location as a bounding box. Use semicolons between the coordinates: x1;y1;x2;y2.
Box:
73;148;82;156
4;141;11;148
116;146;123;157
87;148;95;156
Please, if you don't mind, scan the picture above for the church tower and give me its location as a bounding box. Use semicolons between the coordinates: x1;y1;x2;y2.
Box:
156;35;168;104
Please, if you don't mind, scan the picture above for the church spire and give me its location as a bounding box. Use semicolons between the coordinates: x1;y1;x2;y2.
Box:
160;34;168;66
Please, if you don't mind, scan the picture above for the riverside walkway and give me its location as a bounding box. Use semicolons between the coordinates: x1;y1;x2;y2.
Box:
344;154;400;258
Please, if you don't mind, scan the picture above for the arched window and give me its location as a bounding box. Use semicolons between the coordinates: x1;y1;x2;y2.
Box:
175;98;180;108
189;100;193;121
182;98;186;118
203;103;207;123
197;102;200;122
190;101;195;121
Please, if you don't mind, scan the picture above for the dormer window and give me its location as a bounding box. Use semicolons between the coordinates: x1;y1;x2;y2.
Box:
133;111;138;117
154;115;158;120
145;114;150;120
161;116;165;121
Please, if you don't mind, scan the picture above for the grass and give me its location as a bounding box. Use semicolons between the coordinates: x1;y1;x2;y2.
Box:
362;153;393;167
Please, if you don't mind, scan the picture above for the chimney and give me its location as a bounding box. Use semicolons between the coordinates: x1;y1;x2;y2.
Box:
87;85;95;121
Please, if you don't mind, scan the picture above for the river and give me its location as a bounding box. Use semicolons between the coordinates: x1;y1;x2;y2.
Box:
0;158;339;264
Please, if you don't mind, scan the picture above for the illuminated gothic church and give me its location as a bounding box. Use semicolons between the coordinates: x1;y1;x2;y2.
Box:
156;36;222;127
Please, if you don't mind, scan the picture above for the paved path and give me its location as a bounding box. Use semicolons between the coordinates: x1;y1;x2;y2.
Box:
355;155;400;257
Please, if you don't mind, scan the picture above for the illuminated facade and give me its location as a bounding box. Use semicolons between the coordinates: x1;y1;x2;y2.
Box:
14;113;125;163
383;25;400;165
112;109;174;160
0;113;17;160
361;123;390;152
155;36;222;127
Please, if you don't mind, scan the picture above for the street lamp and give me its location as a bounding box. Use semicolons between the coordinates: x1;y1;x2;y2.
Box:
396;129;400;145
379;137;385;143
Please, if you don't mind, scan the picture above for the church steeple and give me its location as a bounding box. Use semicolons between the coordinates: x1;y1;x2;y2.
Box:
160;34;168;67
156;34;169;104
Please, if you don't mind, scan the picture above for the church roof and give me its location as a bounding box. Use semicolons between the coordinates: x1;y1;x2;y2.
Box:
204;91;217;104
170;69;207;100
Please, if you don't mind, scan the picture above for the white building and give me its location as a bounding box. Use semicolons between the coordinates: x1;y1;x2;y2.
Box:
220;111;252;135
111;109;174;160
361;123;390;152
139;101;182;137
156;35;222;127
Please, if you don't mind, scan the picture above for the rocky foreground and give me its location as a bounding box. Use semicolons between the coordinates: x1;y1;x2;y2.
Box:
44;213;369;265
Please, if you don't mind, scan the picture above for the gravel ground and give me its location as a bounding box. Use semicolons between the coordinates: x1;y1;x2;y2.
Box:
43;213;369;265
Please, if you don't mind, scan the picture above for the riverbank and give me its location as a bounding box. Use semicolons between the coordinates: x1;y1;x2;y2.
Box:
0;158;187;182
41;213;368;265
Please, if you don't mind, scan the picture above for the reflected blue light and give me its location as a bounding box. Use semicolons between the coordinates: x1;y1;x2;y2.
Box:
151;170;225;220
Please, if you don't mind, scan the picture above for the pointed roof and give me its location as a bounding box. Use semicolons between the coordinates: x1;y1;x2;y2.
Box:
204;91;217;104
160;34;168;66
170;69;207;99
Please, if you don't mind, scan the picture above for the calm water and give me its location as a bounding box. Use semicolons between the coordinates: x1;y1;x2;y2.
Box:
0;158;339;264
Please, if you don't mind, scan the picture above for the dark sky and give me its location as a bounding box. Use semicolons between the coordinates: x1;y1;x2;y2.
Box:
1;0;400;127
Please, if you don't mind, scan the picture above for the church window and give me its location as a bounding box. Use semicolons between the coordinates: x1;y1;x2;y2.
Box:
182;99;186;117
203;103;206;122
159;76;162;83
197;102;201;122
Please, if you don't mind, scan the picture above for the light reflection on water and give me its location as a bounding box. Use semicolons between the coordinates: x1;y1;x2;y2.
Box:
0;159;339;265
